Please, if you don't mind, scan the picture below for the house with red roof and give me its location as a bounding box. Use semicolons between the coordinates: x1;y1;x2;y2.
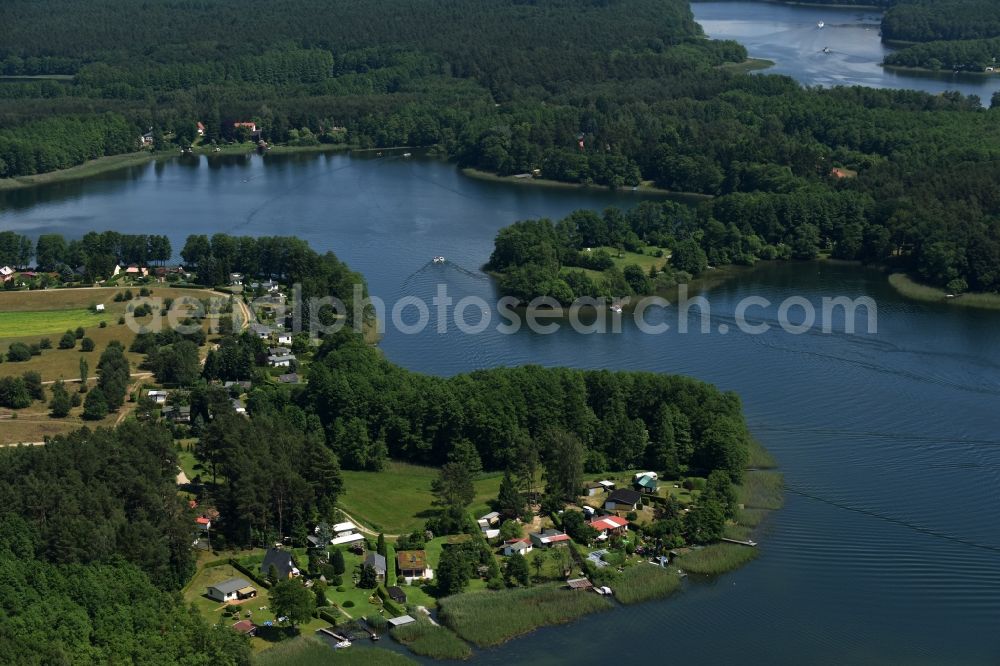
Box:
588;515;629;539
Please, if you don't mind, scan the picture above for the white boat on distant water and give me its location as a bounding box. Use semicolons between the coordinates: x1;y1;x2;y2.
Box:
610;304;623;314
335;640;351;649
817;20;825;29
432;256;445;264
402;152;412;157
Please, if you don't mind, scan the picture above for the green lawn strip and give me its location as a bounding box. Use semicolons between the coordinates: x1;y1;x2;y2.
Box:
438;584;613;648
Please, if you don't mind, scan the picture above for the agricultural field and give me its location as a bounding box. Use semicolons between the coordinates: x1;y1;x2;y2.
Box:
0;286;231;382
0;378;120;445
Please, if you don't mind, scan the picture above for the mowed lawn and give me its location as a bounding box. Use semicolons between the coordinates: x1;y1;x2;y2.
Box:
0;287;222;382
0;308;106;337
340;462;504;535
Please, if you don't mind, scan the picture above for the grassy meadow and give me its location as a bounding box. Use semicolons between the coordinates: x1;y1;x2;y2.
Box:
0;286;224;382
339;462;504;534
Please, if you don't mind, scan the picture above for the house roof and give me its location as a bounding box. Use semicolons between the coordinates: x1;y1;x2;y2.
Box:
364;552;387;573
211;577;253;595
607;489;642;506
566;578;593;590
195;516;211;525
589;515;629;531
278;373;300;384
584;481;605;489
397;550;428;571
332;521;356;533
479;511;500;521
261;547;294;578
507;540;530;551
636;475;658;489
268;354;295;363
388;615;416;627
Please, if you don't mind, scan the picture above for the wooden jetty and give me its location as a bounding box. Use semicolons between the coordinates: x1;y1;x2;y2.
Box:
318;627;349;642
721;538;758;547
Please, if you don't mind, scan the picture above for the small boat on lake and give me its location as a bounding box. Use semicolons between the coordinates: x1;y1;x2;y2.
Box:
432;256;446;264
402;152;412;157
610;304;623;314
817;21;825;29
335;639;352;649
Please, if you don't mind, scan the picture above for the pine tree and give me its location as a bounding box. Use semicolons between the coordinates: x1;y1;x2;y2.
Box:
497;469;525;519
331;548;346;575
49;380;71;418
376;533;386;557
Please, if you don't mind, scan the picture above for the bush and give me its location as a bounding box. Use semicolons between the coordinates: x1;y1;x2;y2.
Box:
342;600;354;608
336;586;345;593
39;338;52;349
118;316;125;325
80;337;95;352
58;331;76;349
29;343;41;356
6;342;32;362
74;326;85;339
99;321;107;328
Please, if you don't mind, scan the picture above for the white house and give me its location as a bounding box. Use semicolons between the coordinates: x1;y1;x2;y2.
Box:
503;538;533;557
146;390;168;405
94;303;105;312
482;528;500;540
268;354;295;368
276;333;292;345
206;577;257;603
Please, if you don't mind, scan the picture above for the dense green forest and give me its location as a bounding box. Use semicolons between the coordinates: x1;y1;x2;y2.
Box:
0;424;253;664
303;329;750;479
882;0;1000;42
881;0;1000;73
885;36;1000;72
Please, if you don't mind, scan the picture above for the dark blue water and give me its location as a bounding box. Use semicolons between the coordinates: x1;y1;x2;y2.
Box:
2;151;998;663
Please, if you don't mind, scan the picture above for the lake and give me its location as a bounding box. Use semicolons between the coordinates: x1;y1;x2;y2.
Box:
693;1;1000;103
3;2;1000;662
2;151;998;663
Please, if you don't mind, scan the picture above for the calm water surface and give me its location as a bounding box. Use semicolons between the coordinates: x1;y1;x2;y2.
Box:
693;1;1000;103
1;152;998;663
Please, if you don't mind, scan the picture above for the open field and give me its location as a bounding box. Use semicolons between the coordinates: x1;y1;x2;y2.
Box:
257;637;416;666
0;380;120;445
0;286;226;382
439;583;613;647
339;462;504;534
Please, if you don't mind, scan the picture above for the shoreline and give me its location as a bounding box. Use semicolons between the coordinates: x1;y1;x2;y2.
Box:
0;143;357;192
719;57;775;73
693;0;885;10
887;273;1000;310
881;63;1000;78
460;167;712;202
